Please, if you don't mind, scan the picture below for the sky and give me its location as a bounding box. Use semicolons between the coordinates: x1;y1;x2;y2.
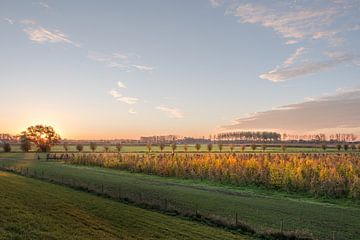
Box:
0;0;359;139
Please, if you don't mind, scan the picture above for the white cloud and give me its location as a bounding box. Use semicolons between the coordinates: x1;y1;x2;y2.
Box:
228;3;337;43
88;51;153;72
225;88;360;133
132;64;154;71
260;53;357;82
3;18;14;25
156;106;184;118
222;1;360;81
117;97;138;105
210;0;222;8
109;90;122;98
34;1;50;9
117;81;126;89
23;27;74;44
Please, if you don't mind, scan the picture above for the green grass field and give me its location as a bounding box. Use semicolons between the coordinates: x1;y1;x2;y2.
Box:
2;144;355;153
0;170;252;240
1;153;360;240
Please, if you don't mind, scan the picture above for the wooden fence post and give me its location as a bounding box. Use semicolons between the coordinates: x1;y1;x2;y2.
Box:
280;219;284;232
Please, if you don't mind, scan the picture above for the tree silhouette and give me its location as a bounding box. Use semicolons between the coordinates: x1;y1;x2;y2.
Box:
321;144;327;151
251;144;257;152
229;144;235;153
63;142;69;152
76;144;83;152
207;143;213;153
159;143;165;152
195;143;201;152
21;125;61;152
2;142;11;152
147;143;152;153
184;144;188;153
116;143;122;153
20;135;31;152
90;142;97;152
218;143;223;153
171;143;177;153
336;144;342;151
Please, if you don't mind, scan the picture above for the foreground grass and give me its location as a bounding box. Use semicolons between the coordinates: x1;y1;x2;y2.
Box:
0;171;251;240
2;154;360;239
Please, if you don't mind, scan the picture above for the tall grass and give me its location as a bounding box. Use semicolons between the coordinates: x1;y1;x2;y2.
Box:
66;153;360;199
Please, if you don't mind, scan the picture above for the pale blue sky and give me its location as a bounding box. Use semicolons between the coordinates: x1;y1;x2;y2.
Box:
1;0;359;139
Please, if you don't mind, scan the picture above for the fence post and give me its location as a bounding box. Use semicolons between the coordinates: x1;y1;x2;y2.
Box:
332;231;336;240
280;219;284;232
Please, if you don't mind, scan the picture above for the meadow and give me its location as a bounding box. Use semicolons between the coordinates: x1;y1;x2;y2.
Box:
1;152;360;240
0;171;250;240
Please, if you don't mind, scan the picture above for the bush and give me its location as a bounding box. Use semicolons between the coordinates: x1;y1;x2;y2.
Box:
2;143;11;152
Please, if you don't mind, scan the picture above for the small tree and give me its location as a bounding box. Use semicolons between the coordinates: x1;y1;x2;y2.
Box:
116;143;122;153
104;145;109;152
229;144;235;152
20;135;31;152
321;144;327;151
336;144;342;151
171;143;177;153
240;145;245;152
343;144;349;151
261;144;266;152
195;143;201;152
207;143;213;153
3;142;11;152
76;144;83;152
184;144;188;153
281;144;286;152
21;125;61;152
218;143;223;152
146;143;152;153
251;144;257;152
90;142;97;152
63;142;69;152
159;143;165;152
351;144;356;151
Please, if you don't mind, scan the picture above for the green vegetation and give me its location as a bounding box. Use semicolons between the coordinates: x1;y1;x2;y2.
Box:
1;153;360;239
2;143;360;153
0;170;250;240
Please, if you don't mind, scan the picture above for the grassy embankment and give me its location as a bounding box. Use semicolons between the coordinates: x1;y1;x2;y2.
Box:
0;170;251;240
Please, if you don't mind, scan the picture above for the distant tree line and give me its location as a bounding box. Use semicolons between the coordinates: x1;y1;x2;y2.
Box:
217;131;281;142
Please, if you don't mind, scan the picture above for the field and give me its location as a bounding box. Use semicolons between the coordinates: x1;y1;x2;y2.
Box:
0;170;252;240
1;152;360;240
2;143;358;153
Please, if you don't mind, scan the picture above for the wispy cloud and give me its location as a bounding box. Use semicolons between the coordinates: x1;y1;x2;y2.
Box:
34;1;50;9
117;96;138;105
3;18;14;25
221;1;360;81
21;19;78;46
109;89;122;98
210;0;222;8
117;81;126;89
88;51;154;72
225;88;360;132
260;52;358;82
156;106;184;118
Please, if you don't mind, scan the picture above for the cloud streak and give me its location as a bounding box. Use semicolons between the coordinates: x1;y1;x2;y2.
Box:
225;88;360;132
260;53;358;82
156;106;184;118
21;20;78;46
88;51;154;72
